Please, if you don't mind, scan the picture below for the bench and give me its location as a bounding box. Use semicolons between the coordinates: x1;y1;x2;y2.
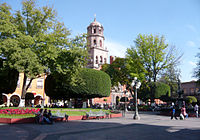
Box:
52;111;69;122
86;110;109;119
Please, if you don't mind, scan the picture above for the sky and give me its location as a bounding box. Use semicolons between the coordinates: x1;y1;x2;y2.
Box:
2;0;200;82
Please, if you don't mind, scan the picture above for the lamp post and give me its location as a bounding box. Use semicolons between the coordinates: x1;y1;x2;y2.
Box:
123;90;127;117
131;77;141;120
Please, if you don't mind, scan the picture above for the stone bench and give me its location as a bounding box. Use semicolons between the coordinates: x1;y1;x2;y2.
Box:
52;111;68;122
86;110;109;119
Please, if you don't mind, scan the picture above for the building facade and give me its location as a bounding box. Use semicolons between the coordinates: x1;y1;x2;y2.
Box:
2;73;49;107
181;81;200;101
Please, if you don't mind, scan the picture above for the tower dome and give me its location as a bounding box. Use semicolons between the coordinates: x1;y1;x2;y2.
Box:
89;18;102;27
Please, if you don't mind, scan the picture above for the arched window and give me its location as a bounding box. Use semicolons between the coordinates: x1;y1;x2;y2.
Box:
100;40;102;47
94;39;96;46
94;28;96;33
104;58;106;64
100;56;103;63
96;56;98;64
99;29;101;34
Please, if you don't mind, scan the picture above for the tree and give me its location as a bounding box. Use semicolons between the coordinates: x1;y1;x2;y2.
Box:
159;64;180;98
45;68;111;99
194;51;200;82
126;34;181;83
0;59;19;104
138;82;170;102
101;57;129;86
0;0;88;106
126;34;181;102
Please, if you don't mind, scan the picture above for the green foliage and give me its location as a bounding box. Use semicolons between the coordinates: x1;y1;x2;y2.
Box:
159;64;179;98
0;1;88;100
0;67;19;94
154;82;171;98
194;50;200;81
126;34;181;83
186;96;197;104
71;68;111;98
45;68;111;99
101;58;129;86
138;82;170;101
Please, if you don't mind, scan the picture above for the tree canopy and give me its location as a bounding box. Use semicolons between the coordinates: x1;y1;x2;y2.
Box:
126;34;181;83
194;50;200;82
0;0;88;102
45;68;111;99
138;82;170;102
159;64;180;98
101;57;129;86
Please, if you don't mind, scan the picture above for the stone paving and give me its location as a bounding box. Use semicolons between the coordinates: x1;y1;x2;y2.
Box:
0;112;199;140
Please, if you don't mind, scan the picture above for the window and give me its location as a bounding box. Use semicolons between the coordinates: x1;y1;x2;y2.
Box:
100;40;102;47
183;88;187;95
96;56;98;64
100;56;103;63
104;58;106;64
99;29;101;34
94;29;96;33
37;79;44;89
190;88;194;94
94;39;96;46
196;88;199;93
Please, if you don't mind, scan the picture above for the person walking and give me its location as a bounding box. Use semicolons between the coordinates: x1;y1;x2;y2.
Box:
171;106;178;120
180;105;188;120
194;104;199;118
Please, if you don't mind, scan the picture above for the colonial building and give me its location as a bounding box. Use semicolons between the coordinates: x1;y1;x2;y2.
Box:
2;73;49;107
181;81;200;101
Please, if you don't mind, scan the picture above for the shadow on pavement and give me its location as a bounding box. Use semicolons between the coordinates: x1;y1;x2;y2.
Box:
0;118;200;140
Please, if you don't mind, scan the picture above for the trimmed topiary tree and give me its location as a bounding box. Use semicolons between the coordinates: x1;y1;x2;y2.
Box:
45;68;111;99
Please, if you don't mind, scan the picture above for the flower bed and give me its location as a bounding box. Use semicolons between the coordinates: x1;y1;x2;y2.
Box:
0;108;40;118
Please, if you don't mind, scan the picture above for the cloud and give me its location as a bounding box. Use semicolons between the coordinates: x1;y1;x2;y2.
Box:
186;25;197;33
186;41;196;47
189;61;197;66
104;40;128;58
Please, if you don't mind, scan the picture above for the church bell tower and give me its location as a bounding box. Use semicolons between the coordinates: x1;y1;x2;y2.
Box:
87;17;108;69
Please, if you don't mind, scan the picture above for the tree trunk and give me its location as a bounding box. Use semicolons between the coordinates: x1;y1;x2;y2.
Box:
19;73;33;107
21;73;27;99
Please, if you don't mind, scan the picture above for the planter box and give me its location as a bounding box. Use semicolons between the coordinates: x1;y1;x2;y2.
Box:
0;117;35;124
68;116;83;120
110;113;122;118
0;113;123;124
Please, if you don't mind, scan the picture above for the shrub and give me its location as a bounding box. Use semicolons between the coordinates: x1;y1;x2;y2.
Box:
186;96;197;104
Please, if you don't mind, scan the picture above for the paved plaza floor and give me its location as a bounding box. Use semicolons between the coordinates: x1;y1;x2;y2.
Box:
0;111;199;140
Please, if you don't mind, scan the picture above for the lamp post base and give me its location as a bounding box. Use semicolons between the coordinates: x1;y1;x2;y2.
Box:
133;112;140;120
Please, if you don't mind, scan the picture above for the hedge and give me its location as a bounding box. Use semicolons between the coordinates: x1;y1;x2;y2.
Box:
45;68;111;99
